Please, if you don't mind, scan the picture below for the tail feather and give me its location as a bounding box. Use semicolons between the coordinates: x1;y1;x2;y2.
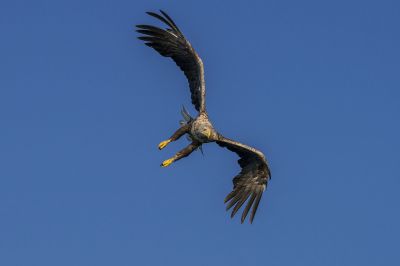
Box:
179;106;203;154
180;105;193;123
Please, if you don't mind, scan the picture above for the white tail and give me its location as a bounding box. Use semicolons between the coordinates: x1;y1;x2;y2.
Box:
179;106;203;155
179;105;193;125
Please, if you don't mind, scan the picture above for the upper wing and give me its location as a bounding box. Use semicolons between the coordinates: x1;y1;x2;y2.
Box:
216;135;271;223
136;10;206;113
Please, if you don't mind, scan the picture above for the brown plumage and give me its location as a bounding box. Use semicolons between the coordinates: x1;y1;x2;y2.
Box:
137;10;271;223
137;10;206;112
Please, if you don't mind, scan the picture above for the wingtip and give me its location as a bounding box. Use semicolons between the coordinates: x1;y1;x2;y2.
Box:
159;10;169;18
135;24;148;29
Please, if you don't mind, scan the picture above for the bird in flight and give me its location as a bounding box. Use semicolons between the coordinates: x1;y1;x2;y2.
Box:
136;10;271;223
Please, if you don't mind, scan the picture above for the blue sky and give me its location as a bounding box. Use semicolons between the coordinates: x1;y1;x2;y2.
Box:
1;0;399;265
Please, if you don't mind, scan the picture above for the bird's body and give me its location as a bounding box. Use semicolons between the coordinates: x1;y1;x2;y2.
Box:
137;10;272;223
190;113;217;143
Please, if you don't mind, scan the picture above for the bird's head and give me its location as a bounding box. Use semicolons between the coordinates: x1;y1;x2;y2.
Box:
200;125;217;140
202;127;212;139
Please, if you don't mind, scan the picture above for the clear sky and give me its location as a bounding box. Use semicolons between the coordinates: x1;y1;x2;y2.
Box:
1;0;399;265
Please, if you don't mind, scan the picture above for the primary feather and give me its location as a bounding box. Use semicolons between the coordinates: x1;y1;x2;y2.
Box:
136;11;206;112
216;135;271;223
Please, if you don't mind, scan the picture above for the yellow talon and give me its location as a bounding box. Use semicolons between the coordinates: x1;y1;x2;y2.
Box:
158;139;171;150
161;158;174;167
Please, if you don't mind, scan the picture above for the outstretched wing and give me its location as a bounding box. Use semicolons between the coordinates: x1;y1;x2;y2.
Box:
216;135;271;223
136;10;206;113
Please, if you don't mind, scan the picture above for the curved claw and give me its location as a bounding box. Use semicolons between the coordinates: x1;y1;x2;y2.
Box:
161;158;174;167
158;139;171;150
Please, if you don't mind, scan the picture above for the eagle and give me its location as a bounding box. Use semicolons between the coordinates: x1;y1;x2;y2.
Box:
136;10;271;223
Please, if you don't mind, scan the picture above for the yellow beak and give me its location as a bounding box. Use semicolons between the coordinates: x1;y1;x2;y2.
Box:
206;129;211;138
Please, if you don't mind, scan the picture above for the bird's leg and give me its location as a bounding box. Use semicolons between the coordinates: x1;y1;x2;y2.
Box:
158;124;190;150
161;141;200;167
